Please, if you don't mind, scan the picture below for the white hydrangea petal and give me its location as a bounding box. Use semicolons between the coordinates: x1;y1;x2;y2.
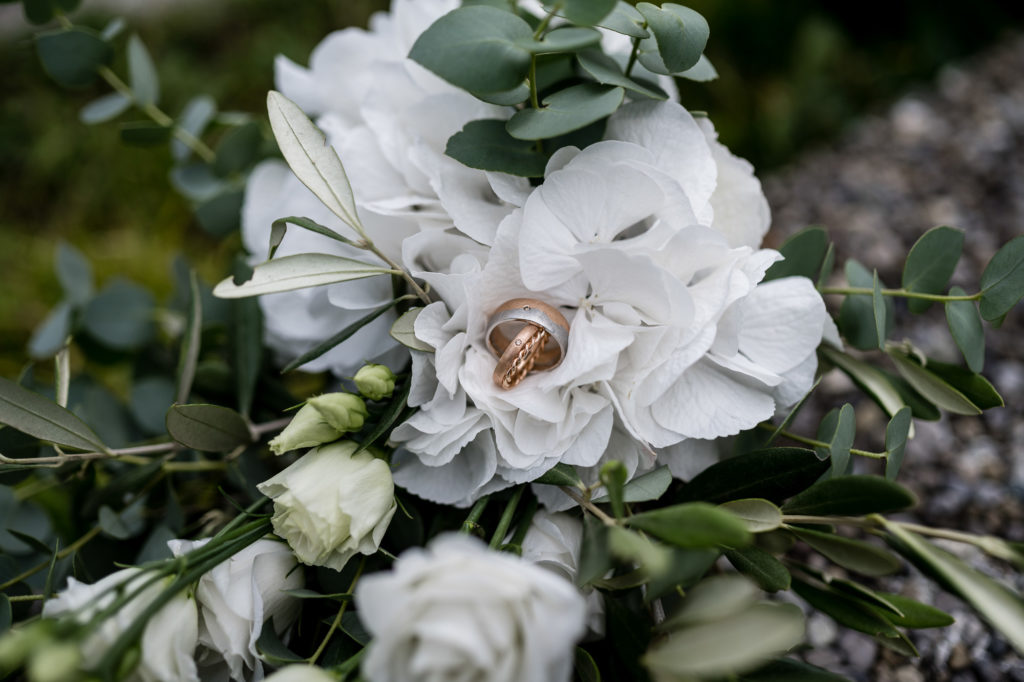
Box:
737;277;827;375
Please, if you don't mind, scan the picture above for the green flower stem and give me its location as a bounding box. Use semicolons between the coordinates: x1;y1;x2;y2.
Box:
461;495;491;535
309;557;366;665
529;56;541;109
488;486;526;550
532;3;560;39
507;493;539;553
561;486;617;526
756;423;885;460
625;35;642;77
818;286;981;302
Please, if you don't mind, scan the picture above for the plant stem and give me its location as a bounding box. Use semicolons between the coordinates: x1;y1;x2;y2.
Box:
461;495;491;535
818;286;980;302
309;557;365;665
0;525;102;591
784;514;1007;549
533;3;560;39
625;36;642;77
561;486;617;526
756;423;885;459
489;486;525;550
529;56;541;109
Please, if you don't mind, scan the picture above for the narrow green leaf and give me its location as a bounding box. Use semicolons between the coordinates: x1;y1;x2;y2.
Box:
127;34;159;107
635;3;709;75
945;287;985;372
408;6;533;93
175;270;202;405
390;308;433;352
979;234;1024;320
79;92;131;125
507;84;624;140
872;270;887;349
36;28;112;89
445;119;548;177
782;475;917;516
820;404;855;477
791;528;902;577
820;347;906;420
212;253;392;299
534;462;583;487
354;379;412;455
281;589;353;600
924;359;1003;409
902;226;964;313
0;376;106;452
885;522;1024;653
600;461;628;519
165;403;251;452
282;300;397;374
838;259;893;351
724;546;791;592
876;593;954;629
792;577;903;639
884;407;912;480
267;90;362;231
720;499;783;533
764;227;829;282
574;647;601;682
660;575;760;629
607;526;671;576
817;242;837;289
577;50;668;100
256;618;306;664
626;502;751;549
7;529;52;555
738;658;852;682
679;448;828;504
577;515;612;586
645;548;719;600
827;578;904;617
643;603;805;679
233;297;262;418
888;351;982;415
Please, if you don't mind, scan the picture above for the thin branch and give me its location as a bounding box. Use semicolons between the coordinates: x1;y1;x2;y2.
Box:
819;286;980;302
561;486;616;526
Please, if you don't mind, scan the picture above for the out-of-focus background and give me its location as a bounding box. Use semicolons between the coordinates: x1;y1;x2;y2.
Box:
3;2;1024;679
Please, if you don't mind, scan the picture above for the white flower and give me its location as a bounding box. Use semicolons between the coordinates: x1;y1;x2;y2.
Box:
517;511;605;637
263;665;336;682
43;569;200;682
257;441;397;571
168;538;303;681
355;534;587;682
392;100;829;504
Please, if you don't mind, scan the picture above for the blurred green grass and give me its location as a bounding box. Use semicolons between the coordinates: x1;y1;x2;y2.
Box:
2;0;1022;377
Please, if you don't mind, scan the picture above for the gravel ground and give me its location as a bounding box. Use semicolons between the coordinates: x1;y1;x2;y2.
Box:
762;34;1024;681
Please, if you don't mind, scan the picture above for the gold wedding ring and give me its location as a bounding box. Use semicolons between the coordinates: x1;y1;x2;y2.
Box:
486;299;570;389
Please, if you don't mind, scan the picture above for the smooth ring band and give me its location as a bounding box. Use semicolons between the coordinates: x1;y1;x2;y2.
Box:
486;299;570;389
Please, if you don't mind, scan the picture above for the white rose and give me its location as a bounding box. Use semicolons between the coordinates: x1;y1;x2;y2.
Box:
263;664;336;682
168;538;303;681
43;568;200;682
257;441;397;571
355;534;587;682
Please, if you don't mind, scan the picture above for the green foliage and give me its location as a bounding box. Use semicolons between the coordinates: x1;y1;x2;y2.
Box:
35;28;112;89
719;499;783;533
542;0;617;26
979;234;1024;321
901;226;964;313
764;227;829;282
635;3;710;75
814;403;855;477
791;528;902;577
945;286;986;372
445;119;549;177
838;259;893;351
127;35;160;108
678;447;828;504
576;50;669;100
507;84;625;140
626;502;752;548
389;308;433;352
782;475;917;516
884;407;912;480
724;546;791;592
164;403;251;452
0;376;106;452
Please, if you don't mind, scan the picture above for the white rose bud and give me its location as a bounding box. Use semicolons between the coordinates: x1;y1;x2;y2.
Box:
168;538;303;681
257;441;396;572
268;403;343;456
43;568;200;682
354;364;396;401
264;664;336;682
355;534;587;682
307;392;368;432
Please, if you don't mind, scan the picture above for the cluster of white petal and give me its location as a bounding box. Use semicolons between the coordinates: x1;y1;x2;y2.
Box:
391;100;830;506
242;0;527;376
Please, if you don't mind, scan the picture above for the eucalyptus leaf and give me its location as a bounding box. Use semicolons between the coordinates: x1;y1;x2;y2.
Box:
213;253;392;299
635;3;709;75
0;376;107;452
445;119;548;177
28;302;72;360
839;259;894;351
175;270;202;404
36;28;113;89
678;447;827;504
979;234;1024;321
534;462;583;487
594;466;672;504
507;84;624;140
901;226;963;313
165;403;251;452
98;505;134;540
643;602;805;679
720;499;783;533
408;6;533;93
576;50;668;100
543;0;617;26
596;2;649;39
390;308;433;352
791;528;902;577
888;351;983;415
782;475;917;516
195;189;244;237
820;346;907;420
818;403;855;477
626;502;751;549
924;359;1003;410
872;270;887;349
214;121;262;177
172;95;217;161
82;279;156;351
79;92;131;125
129;376;176;436
678;54;719;82
170;162;227;203
56;240;94;305
724;546;791;592
267;90;362;231
945;287;985;372
884;407;913;480
764;227;829;282
127;34;159;107
525;26;602;53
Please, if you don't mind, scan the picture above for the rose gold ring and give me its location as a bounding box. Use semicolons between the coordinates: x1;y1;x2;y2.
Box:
486;298;570;389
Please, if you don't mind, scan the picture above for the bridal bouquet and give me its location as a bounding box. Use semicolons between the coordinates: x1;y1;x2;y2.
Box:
3;1;1024;680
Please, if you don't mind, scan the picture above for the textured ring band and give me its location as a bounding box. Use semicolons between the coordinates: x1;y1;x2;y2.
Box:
486;299;570;389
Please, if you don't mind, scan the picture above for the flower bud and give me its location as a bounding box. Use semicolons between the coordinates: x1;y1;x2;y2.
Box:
27;642;81;682
257;441;396;572
268;403;343;455
0;622;52;672
307;392;368;433
354;363;397;401
264;664;336;682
